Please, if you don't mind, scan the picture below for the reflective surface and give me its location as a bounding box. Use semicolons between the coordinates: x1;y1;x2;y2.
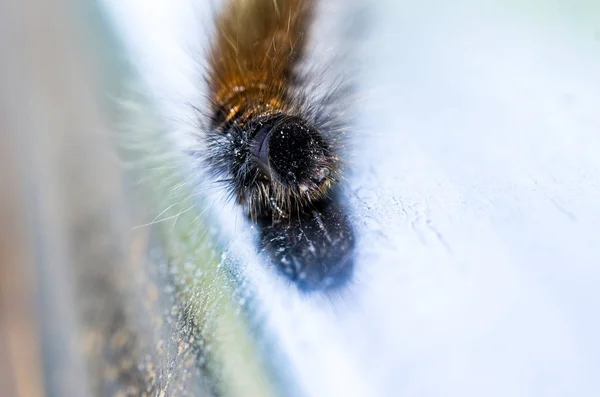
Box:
68;0;600;396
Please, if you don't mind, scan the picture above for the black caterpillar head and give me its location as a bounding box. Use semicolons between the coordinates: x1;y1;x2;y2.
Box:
212;113;340;220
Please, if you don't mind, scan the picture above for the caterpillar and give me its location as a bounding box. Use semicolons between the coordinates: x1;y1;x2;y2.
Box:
204;0;344;220
200;0;355;290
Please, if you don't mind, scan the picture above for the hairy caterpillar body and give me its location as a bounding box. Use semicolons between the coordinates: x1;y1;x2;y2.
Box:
200;0;355;290
204;0;342;221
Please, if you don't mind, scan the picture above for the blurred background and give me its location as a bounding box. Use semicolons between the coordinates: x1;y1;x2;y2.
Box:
2;0;600;396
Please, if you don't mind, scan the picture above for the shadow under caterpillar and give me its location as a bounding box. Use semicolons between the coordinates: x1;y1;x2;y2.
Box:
201;0;355;291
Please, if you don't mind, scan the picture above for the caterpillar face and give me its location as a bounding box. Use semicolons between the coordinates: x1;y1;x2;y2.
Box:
211;112;339;219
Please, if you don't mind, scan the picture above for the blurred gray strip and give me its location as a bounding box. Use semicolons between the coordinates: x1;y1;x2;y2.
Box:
1;0;212;395
0;0;92;395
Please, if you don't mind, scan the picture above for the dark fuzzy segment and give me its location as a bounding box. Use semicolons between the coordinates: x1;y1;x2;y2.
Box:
204;89;345;220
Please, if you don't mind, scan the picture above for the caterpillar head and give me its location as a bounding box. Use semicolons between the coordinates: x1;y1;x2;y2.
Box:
234;114;340;220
